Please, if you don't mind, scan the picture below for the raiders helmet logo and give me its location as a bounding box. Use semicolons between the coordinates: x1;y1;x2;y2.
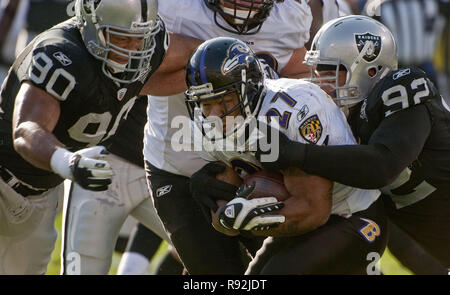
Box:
221;42;254;75
299;115;323;144
354;33;382;62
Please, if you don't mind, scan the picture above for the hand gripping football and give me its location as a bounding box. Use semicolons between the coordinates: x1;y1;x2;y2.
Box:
244;170;289;201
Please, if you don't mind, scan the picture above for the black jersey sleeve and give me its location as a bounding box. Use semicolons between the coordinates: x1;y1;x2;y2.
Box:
148;17;169;75
298;104;432;188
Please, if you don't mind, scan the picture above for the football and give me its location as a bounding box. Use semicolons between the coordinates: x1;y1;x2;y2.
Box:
215;162;243;187
244;170;289;201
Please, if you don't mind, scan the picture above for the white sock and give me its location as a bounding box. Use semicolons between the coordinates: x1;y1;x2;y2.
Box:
117;252;150;275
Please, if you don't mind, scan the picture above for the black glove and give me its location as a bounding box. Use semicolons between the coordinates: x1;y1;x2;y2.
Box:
190;162;238;222
254;120;305;171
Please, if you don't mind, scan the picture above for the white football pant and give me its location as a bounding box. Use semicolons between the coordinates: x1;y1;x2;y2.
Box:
61;153;170;275
0;179;63;274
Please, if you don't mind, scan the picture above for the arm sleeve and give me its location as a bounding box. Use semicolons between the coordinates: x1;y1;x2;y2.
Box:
295;104;432;189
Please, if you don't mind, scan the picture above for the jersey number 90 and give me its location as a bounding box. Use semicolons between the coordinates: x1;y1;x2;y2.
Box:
29;52;136;147
29;52;76;101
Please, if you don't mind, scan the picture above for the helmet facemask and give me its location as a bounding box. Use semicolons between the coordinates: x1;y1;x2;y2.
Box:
76;0;161;84
205;0;274;35
304;51;360;108
98;24;160;83
186;69;264;142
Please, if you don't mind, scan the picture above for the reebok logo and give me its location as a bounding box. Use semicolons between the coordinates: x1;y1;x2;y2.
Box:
224;205;235;218
393;68;411;80
156;185;172;197
53;52;72;66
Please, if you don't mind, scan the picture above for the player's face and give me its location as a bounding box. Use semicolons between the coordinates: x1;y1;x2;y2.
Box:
221;0;262;9
220;0;262;25
200;92;242;132
315;69;347;99
107;29;144;64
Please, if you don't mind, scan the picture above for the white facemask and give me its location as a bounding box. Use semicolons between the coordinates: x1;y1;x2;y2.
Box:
107;59;128;73
221;6;257;24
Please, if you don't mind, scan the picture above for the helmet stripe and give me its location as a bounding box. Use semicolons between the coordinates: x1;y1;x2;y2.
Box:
190;61;197;86
140;0;148;22
199;43;210;84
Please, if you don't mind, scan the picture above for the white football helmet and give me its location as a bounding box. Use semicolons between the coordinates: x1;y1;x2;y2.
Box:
304;15;398;107
75;0;161;83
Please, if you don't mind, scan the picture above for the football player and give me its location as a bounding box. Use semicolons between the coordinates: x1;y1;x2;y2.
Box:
185;36;387;274
361;0;449;274
258;15;450;272
118;0;318;275
0;0;200;274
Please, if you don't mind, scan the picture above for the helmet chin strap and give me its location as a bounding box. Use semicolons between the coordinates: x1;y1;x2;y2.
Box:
221;6;257;24
107;59;127;73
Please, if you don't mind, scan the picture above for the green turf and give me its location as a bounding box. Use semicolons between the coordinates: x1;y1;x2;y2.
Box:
46;212;413;275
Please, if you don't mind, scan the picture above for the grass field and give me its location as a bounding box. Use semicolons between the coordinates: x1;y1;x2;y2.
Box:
45;212;413;275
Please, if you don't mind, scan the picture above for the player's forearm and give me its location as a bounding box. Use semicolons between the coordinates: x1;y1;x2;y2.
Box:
13;121;62;171
141;32;203;96
300;144;399;188
252;169;332;237
156;32;203;74
141;69;186;96
279;47;310;79
301;106;431;188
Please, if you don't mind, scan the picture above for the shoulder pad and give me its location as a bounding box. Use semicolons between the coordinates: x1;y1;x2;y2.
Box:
25;32;98;101
262;79;339;145
366;67;438;119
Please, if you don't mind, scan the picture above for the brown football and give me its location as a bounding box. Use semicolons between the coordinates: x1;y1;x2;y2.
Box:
244;170;289;201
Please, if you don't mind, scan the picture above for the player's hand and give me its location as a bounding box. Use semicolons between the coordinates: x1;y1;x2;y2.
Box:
50;146;114;191
254;121;303;171
190;162;238;222
70;146;114;191
218;184;285;231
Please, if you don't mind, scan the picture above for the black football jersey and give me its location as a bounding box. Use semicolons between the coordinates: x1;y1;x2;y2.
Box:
352;67;450;208
107;96;148;168
0;17;167;190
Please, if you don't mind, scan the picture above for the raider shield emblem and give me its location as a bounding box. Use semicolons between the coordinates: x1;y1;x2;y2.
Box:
355;32;381;62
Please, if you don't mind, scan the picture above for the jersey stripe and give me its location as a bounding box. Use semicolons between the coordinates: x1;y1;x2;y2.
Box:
199;44;210;84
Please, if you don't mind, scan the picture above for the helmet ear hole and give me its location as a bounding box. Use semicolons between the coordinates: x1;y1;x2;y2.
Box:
368;66;378;77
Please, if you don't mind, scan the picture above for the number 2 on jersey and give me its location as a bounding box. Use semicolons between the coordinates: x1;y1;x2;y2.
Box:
382;77;431;117
265;91;297;129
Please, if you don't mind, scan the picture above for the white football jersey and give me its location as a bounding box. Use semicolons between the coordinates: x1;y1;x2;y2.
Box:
198;79;380;216
322;0;351;25
144;0;312;177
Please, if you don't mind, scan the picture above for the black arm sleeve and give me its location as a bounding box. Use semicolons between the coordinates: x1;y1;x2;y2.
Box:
290;105;432;189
